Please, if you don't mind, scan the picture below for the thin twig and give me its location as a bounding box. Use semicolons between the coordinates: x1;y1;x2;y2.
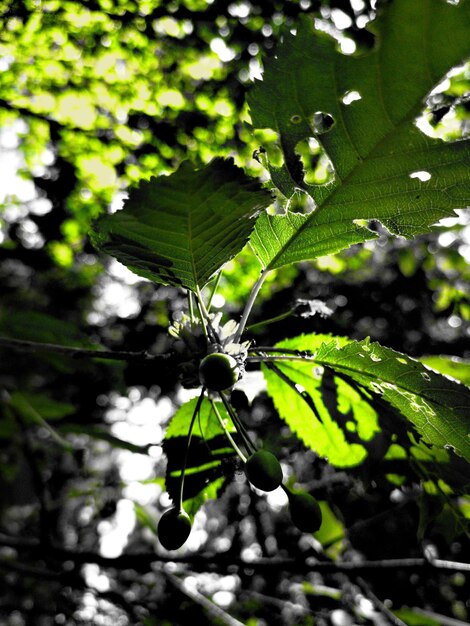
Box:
357;577;408;626
410;608;470;626
0;336;169;362
0;558;62;581
162;568;246;626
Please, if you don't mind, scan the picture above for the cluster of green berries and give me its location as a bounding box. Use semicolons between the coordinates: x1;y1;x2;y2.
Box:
157;352;323;550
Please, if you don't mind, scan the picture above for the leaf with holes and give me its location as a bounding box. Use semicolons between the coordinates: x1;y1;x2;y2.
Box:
263;334;470;464
90;158;271;292
314;338;470;462
262;334;382;467
249;0;470;270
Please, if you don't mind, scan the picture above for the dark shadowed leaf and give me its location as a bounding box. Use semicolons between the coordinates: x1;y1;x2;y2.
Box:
91;158;271;291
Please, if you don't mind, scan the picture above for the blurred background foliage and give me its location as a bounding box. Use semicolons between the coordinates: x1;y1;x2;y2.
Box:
0;0;469;624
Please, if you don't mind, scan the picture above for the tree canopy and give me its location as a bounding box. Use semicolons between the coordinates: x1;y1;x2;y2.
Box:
1;1;470;625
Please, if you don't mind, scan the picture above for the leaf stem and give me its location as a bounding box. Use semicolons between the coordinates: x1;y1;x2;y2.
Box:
207;272;222;312
246;308;296;332
234;270;268;343
249;347;315;356
188;291;196;324
210;399;247;463
246;355;316;363
218;392;257;455
196;287;219;344
178;389;206;510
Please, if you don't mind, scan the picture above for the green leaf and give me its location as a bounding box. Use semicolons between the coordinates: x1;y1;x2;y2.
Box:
163;397;237;510
90;158;271;292
0;310;94;373
393;608;440;626
59;424;154;455
9;392;75;422
262;334;381;467
134;502;159;535
314;501;345;560
314;338;470;462
263;335;470;465
249;0;470;270
420;355;470;387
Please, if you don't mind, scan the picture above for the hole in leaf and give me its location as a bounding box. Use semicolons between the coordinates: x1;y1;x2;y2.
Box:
409;171;432;182
310;111;335;134
296;137;334;185
286;189;315;214
290;114;302;125
342;90;362;105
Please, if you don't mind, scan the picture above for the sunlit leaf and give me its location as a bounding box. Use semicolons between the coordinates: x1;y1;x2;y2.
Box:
420;355;470;387
262;334;381;467
249;0;470;269
9;392;75;421
314;338;470;461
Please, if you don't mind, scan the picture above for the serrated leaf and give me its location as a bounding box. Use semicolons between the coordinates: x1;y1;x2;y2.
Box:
420;355;470;387
249;0;470;269
262;334;381;467
314;338;470;462
263;335;470;465
163;397;237;510
90;158;271;291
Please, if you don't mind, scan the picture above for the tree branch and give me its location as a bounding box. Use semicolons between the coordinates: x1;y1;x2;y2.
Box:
0;336;171;362
1;533;469;575
162;568;246;626
356;577;408;626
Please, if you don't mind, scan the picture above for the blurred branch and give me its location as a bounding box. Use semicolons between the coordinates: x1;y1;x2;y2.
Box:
162;568;245;626
0;557;62;581
11;408;52;546
0;336;171;362
241;590;312;616
1;533;469;574
409;608;470;626
357;577;408;626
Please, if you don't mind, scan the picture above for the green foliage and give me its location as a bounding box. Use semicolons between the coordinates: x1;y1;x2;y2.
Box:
9;392;75;422
420;355;470;387
91;159;271;291
263;334;470;465
2;0;470;623
163;397;237;510
262;334;380;467
314;337;470;462
249;0;470;268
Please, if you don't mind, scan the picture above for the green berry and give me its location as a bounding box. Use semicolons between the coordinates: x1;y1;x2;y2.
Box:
245;450;283;492
199;352;239;391
157;508;192;550
287;490;322;533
